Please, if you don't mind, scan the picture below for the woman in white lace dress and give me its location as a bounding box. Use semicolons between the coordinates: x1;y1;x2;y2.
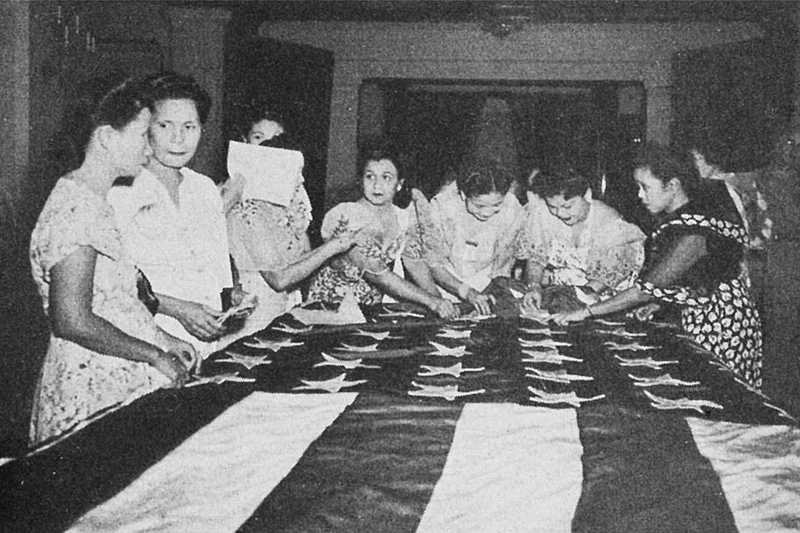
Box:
29;75;196;445
517;167;645;311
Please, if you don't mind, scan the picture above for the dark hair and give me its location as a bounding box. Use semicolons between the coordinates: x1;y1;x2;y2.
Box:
530;166;590;200
237;102;287;138
51;72;151;172
142;72;211;124
682;133;729;171
634;142;699;196
456;157;514;198
357;137;410;206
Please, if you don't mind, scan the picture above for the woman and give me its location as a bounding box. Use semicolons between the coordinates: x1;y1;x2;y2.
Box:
226;105;363;334
307;143;457;319
29;75;196;445
517;166;645;310
108;73;237;357
547;143;762;389
412;158;524;314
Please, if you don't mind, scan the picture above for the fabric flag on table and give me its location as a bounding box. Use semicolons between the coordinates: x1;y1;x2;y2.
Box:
26;392;797;533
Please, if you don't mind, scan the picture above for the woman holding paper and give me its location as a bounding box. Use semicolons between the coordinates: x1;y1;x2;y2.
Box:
226;106;363;333
108;73;241;357
307;141;458;319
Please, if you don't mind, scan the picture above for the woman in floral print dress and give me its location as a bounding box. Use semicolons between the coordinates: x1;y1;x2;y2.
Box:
226;106;361;334
307;142;457;319
548;143;762;389
29;75;196;445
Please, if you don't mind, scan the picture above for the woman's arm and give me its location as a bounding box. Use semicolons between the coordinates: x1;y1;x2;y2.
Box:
49;247;190;385
402;258;441;297
427;265;493;315
550;233;708;324
260;231;359;292
156;293;226;341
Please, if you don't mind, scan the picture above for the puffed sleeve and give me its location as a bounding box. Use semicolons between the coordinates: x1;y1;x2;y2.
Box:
32;186;119;278
514;193;550;265
403;189;449;266
227;200;290;272
585;218;645;291
322;202;390;275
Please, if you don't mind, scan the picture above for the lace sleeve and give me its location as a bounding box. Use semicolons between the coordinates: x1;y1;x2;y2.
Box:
403;189;449;266
226;202;287;272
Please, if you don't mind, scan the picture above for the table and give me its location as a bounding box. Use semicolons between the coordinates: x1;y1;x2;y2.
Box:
2;303;799;532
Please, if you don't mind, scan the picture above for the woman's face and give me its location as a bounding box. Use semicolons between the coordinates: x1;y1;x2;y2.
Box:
463;191;505;222
635;166;674;214
544;192;590;226
148;98;202;169
246;118;284;145
690;150;715;179
109;108;152;176
361;159;401;207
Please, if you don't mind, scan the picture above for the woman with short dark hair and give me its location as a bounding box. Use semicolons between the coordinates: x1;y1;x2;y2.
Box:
29;74;196;445
547;143;762;389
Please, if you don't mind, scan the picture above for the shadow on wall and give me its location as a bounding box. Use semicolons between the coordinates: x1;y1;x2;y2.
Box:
0;195;49;455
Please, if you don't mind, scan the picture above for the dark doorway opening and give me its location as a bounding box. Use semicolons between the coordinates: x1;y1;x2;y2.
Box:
360;79;647;225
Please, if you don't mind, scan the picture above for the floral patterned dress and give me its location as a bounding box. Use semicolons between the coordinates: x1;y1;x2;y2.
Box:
29;177;169;445
635;201;762;389
307;202;413;305
227;181;312;334
515;193;645;292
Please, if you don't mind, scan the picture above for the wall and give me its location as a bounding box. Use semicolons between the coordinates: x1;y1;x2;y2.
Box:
258;21;763;198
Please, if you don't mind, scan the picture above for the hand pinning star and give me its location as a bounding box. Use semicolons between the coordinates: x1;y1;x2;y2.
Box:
314;352;381;370
292;373;368;393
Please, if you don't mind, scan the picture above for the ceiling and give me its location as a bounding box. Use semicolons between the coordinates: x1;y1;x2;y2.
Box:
190;1;797;25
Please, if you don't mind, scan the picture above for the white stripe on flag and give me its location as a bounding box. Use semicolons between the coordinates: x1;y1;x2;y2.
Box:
69;392;357;533
687;418;800;533
417;404;583;533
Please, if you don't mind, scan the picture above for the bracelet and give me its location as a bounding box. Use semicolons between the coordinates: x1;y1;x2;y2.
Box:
585;304;595;318
457;282;471;300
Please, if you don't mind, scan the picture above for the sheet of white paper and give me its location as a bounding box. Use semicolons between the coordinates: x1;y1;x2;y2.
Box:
227;141;304;207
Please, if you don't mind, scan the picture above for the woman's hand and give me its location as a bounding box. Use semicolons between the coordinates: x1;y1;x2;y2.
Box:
465;288;494;315
175;301;225;341
428;298;460;319
150;350;191;387
331;227;367;254
550;307;590;326
627;302;660;322
160;334;198;373
521;287;543;312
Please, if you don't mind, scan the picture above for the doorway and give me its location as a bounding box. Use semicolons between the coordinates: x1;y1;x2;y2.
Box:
359;79;646;224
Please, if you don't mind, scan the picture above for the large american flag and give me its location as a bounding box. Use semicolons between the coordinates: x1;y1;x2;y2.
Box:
3;306;799;532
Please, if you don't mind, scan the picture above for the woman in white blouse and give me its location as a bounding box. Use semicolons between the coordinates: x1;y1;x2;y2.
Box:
108;73;238;357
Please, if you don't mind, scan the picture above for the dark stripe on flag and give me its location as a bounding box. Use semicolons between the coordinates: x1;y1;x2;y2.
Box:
572;404;738;533
0;384;252;532
239;392;464;533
